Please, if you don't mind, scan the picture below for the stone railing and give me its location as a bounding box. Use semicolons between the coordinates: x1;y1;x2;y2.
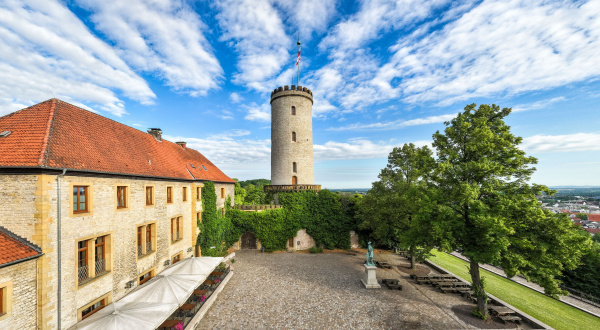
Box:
233;204;283;211
264;184;321;193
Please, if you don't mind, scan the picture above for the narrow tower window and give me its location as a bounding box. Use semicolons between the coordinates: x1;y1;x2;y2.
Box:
293;162;297;173
291;106;296;115
292;132;296;142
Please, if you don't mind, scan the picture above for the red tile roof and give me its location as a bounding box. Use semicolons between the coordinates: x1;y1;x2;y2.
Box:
0;99;234;183
589;214;600;222
0;227;42;267
585;228;600;235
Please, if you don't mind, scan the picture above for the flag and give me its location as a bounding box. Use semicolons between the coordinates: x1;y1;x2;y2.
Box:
295;49;301;66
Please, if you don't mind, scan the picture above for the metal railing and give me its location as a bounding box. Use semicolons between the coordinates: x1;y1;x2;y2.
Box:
560;284;600;306
78;265;89;283
234;204;283;211
95;259;107;275
137;245;144;257
263;184;321;192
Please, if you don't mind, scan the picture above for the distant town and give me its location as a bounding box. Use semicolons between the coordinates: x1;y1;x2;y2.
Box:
538;187;600;236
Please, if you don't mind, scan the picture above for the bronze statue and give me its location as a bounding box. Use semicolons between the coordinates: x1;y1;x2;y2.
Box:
366;241;375;266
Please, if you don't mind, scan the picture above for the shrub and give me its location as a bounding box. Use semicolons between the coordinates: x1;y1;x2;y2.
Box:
309;246;324;253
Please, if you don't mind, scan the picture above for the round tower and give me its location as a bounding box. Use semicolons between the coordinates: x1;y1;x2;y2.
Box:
270;85;314;186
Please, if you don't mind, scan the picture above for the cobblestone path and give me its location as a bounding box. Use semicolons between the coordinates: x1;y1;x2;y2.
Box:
196;251;479;329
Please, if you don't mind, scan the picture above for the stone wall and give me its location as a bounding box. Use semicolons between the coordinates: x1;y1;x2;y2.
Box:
0;259;38;329
0;172;217;329
213;182;235;210
291;229;316;250
270;87;315;185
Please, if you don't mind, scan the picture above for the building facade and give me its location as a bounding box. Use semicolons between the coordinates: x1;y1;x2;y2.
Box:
0;99;234;329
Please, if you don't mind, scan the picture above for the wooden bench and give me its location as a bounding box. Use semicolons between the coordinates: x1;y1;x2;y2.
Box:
382;279;399;285
498;315;522;324
416;278;432;285
387;283;403;290
376;261;393;269
434;282;455;288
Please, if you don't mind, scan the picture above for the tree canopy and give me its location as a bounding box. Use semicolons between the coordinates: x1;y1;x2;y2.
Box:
359;143;439;268
431;103;590;317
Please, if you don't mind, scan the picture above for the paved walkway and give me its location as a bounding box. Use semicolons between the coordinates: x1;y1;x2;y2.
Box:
196;251;508;329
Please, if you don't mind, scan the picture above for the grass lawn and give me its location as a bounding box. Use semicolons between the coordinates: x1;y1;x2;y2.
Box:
429;250;600;330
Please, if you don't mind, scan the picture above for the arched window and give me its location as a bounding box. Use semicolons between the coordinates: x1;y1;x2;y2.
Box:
291;106;296;115
292;132;296;142
293;162;297;173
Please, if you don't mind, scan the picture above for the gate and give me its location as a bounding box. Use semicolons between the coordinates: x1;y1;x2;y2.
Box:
241;232;257;250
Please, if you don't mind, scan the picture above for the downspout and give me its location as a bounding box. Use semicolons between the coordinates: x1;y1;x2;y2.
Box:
57;169;66;330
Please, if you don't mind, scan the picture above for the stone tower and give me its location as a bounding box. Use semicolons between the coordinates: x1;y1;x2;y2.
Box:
270;85;315;186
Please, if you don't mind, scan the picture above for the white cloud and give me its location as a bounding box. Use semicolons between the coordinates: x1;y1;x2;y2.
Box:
320;0;449;51
214;0;290;91
304;0;450;115
314;138;433;161
330;113;457;131
76;0;223;96
164;131;271;169
0;0;155;116
275;0;338;39
378;0;600;105
512;96;567;113
244;103;271;122
522;133;600;153
229;92;242;103
219;110;234;120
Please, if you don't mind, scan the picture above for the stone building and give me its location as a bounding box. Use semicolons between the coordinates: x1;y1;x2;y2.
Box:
0;226;43;329
0;99;234;329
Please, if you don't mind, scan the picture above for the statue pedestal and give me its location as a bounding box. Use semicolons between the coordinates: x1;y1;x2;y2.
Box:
361;264;381;289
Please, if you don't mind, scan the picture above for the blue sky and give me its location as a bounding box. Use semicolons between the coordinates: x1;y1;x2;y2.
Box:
1;0;600;188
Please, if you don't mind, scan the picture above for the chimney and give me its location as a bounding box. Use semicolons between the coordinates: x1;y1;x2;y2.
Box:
148;128;162;141
176;141;187;149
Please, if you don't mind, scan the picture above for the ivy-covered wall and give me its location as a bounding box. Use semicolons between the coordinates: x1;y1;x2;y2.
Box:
197;187;362;254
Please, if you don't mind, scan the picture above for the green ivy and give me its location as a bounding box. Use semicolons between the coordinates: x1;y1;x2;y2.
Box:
197;182;243;256
198;189;361;253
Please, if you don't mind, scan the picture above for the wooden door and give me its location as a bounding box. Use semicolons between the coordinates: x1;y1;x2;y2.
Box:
241;232;257;250
288;237;294;248
292;176;297;185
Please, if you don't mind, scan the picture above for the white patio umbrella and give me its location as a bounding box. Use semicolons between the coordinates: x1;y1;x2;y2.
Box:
74;301;178;330
120;274;203;305
160;256;223;276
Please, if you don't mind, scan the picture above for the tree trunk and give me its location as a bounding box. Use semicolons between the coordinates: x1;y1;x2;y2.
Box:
469;259;488;319
409;246;416;269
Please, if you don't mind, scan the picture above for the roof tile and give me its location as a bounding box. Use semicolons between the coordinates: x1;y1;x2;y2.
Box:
0;227;42;266
0;99;234;183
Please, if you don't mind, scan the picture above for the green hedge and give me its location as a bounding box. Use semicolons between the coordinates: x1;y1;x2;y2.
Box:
198;189;360;253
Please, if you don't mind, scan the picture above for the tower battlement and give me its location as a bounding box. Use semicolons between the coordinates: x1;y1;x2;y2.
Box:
270;85;313;104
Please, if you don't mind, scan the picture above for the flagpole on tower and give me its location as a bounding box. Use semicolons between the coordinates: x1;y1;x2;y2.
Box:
296;33;301;86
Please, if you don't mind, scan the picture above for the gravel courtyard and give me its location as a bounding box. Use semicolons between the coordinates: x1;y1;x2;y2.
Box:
195;250;509;329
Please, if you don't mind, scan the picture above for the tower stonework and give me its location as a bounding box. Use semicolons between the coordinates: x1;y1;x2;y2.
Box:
270;85;314;186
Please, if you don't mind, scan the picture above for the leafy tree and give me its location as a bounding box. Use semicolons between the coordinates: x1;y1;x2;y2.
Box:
576;213;588;220
432;104;590;318
233;179;247;205
359;143;439;268
592;234;600;244
560;232;600;298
